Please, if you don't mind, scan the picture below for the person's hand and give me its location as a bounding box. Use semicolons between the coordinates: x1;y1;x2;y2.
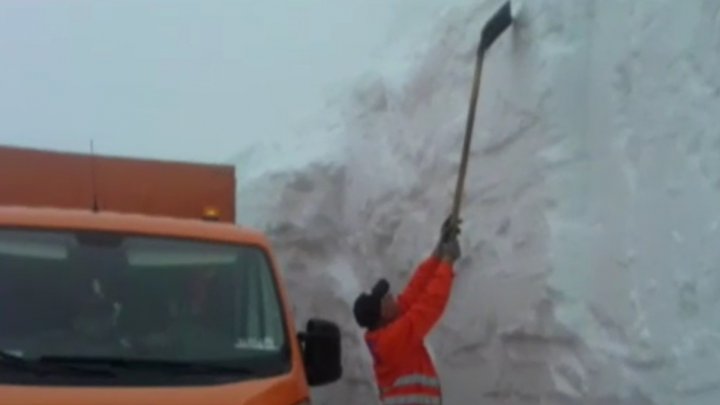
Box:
435;215;462;256
439;234;461;263
440;215;462;241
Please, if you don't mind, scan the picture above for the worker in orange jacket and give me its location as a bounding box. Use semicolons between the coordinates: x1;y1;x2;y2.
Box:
353;217;461;405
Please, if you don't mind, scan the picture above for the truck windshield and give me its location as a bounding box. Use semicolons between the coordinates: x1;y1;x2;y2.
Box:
0;228;289;384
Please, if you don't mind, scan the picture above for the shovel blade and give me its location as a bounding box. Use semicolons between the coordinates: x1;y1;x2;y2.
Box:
480;1;513;51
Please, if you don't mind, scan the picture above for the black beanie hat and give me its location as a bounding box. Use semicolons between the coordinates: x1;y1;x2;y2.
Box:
353;279;389;329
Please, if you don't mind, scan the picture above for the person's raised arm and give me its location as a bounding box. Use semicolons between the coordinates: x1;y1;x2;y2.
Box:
397;217;461;312
396;254;441;312
374;239;461;363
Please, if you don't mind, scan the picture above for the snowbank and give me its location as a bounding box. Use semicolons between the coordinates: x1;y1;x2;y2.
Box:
230;1;720;404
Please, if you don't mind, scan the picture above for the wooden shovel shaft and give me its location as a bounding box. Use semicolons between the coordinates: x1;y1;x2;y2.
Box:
450;48;485;224
448;1;513;224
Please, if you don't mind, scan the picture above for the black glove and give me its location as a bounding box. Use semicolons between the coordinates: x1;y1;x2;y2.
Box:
438;235;461;262
435;215;462;256
441;215;462;241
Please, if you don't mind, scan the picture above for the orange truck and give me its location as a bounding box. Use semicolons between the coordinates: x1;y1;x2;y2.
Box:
0;145;342;405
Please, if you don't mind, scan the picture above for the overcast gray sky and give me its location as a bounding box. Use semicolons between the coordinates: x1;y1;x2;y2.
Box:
0;1;436;164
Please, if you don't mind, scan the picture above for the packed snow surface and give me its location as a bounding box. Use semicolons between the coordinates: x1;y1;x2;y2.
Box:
231;1;720;404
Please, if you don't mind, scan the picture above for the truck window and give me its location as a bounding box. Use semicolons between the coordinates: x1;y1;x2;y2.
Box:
0;228;289;385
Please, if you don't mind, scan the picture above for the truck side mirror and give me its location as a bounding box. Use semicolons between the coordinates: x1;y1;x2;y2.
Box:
298;318;342;386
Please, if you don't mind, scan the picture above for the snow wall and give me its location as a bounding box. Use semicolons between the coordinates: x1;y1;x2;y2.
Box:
231;1;720;404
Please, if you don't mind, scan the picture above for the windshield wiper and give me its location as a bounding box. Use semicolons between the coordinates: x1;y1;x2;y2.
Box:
0;350;117;377
38;356;256;376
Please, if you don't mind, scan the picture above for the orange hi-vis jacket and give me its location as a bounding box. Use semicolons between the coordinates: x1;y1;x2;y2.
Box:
364;255;454;405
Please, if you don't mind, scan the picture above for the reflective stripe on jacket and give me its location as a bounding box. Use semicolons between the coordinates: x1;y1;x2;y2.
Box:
380;373;442;404
365;255;454;405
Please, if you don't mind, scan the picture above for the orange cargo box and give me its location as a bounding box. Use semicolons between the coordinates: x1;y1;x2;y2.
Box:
0;145;235;223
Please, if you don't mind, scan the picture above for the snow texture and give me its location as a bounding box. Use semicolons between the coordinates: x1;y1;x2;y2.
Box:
230;1;720;404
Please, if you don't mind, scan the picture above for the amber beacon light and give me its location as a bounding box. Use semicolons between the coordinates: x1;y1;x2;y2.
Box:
202;206;221;221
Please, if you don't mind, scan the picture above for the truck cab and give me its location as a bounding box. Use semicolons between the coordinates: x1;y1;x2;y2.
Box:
0;146;342;405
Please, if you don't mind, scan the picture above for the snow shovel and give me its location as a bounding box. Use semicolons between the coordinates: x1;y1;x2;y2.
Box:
449;1;517;225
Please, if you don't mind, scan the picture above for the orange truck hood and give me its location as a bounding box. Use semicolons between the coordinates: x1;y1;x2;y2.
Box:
0;374;308;405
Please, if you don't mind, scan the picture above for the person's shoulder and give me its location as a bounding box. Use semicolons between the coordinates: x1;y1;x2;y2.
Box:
365;327;382;339
365;324;392;343
366;320;405;344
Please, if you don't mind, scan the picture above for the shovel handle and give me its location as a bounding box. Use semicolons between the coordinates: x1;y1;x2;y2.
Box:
450;48;485;224
449;1;514;223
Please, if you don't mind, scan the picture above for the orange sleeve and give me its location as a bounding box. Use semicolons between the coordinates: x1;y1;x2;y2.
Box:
377;261;454;361
396;255;441;313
